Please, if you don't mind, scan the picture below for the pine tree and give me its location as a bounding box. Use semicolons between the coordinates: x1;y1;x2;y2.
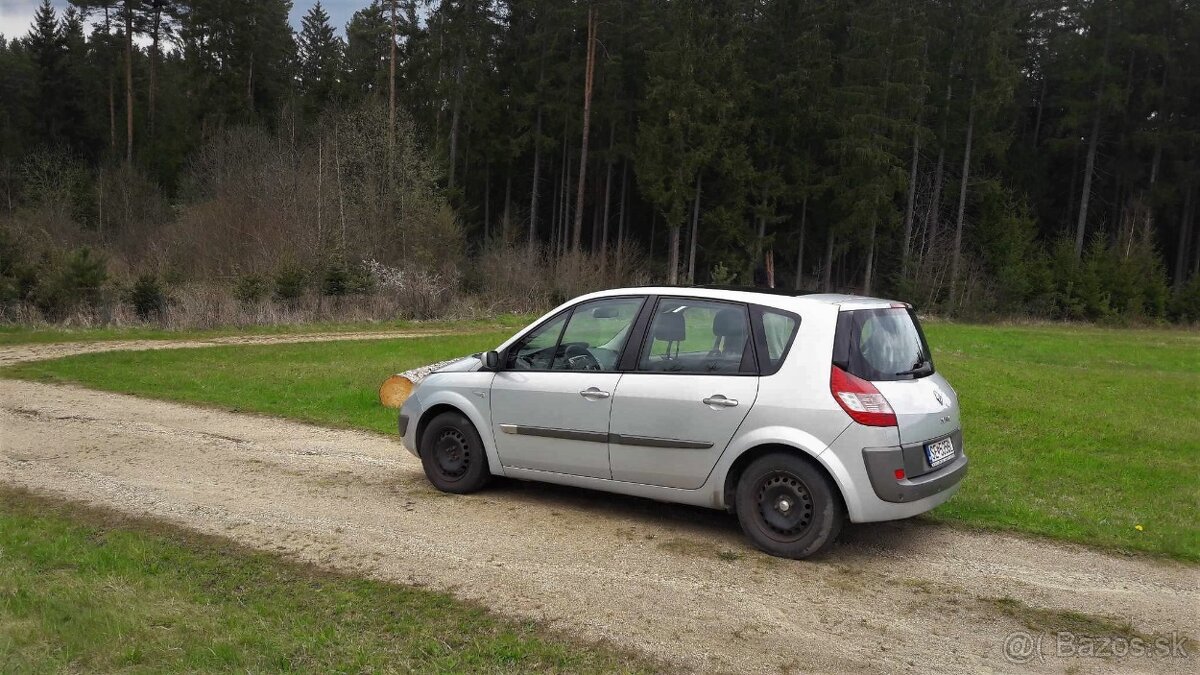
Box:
298;1;345;118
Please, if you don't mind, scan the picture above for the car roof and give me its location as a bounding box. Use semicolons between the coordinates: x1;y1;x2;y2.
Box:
577;286;900;312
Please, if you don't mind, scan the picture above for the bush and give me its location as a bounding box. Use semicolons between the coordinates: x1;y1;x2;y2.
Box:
273;263;307;303
1170;277;1200;323
128;274;166;321
233;274;269;304
33;247;109;320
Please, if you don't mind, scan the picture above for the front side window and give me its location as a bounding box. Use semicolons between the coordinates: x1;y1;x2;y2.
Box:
509;313;567;369
551;297;644;371
507;297;643;371
638;299;752;374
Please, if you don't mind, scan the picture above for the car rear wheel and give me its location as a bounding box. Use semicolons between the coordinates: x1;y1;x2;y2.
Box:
734;452;843;559
419;411;491;493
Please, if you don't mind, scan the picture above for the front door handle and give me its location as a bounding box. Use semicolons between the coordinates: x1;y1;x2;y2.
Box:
580;387;611;399
703;395;739;408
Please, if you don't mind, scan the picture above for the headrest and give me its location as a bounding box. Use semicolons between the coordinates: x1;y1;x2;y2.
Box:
654;312;686;341
712;308;746;338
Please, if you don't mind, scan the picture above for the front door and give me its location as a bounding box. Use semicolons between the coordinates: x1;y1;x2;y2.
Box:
609;298;759;489
490;296;645;479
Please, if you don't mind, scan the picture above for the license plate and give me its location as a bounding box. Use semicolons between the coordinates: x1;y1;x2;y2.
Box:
925;437;955;468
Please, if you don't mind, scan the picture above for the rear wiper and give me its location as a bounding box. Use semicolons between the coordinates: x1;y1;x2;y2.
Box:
895;357;932;378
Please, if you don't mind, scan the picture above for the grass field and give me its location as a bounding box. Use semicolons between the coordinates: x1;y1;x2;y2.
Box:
0;489;651;673
0;314;533;346
4;321;1198;561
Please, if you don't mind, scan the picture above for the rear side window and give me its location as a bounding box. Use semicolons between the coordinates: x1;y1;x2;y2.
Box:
638;298;753;374
833;308;933;381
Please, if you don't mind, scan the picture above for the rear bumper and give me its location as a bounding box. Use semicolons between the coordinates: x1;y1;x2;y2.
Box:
862;429;967;503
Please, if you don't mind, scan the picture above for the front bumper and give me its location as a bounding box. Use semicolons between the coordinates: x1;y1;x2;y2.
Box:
862;429;967;503
397;394;425;458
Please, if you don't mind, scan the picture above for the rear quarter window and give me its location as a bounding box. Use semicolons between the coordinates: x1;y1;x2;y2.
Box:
759;309;799;371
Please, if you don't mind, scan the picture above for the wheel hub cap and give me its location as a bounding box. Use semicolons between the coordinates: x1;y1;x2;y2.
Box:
757;472;814;539
434;429;470;478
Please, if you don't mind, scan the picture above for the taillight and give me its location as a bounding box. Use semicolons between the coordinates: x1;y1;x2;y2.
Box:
830;366;897;427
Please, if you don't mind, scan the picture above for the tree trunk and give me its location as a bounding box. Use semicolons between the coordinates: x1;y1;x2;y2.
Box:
864;219;877;295
389;0;397;150
950;83;976;303
1074;110;1102;259
687;173;701;284
1031;75;1046;148
572;7;598;252
334;128;347;251
600;121;615;269
794;197;807;291
667;225;680;285
149;4;160;138
483;162;491;242
528;107;542;245
123;4;134;163
502;174;512;244
1177;185;1194;289
617;158;629;249
822;232;834;293
447;71;463;191
1075;18;1111;259
902;129;920;277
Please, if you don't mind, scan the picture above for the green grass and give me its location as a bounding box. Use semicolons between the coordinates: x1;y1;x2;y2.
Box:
0;488;653;673
3;321;1198;561
4;331;513;434
921;322;1200;561
0;314;534;346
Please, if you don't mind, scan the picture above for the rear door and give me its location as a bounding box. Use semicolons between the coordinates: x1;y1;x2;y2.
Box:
833;307;959;447
608;297;758;489
491;296;645;479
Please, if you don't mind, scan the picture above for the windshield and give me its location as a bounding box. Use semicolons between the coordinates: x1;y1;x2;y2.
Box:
833;308;933;381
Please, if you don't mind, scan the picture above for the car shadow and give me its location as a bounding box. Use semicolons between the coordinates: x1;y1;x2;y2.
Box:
481;477;951;562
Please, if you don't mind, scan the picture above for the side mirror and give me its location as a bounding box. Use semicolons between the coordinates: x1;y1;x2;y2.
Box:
482;350;500;371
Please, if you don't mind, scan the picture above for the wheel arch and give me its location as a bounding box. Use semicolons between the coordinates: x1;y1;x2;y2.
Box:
413;392;504;477
722;443;846;516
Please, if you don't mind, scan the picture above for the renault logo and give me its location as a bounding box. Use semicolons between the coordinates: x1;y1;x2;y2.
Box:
933;390;944;406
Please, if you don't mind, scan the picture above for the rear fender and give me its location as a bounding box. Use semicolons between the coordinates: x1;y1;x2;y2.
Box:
708;423;857;513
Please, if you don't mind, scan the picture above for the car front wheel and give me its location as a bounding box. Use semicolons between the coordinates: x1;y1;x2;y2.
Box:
419;411;492;493
734;452;843;559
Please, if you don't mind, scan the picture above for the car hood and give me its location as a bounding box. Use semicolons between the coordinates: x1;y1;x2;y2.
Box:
432;354;483;373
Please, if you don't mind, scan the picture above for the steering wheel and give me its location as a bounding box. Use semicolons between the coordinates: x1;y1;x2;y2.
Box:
564;344;602;371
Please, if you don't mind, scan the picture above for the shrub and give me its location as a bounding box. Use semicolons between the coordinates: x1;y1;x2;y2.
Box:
1170;277;1200;323
33;247;109;320
273;263;307;303
128;274;166;321
233;273;269;304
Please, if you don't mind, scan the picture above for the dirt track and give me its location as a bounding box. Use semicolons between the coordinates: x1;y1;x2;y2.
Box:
1;338;1196;673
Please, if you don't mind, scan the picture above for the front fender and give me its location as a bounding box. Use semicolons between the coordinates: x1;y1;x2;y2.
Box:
413;382;506;478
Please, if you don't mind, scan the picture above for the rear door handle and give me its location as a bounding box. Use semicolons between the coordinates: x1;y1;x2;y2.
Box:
703;395;738;408
580;387;611;399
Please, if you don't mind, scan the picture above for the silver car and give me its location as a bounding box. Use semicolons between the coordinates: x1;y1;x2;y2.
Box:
398;287;966;558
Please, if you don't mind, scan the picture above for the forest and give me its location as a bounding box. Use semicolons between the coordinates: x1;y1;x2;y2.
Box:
1;0;1199;327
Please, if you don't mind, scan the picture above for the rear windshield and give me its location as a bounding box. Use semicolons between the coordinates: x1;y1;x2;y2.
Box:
833;308;934;381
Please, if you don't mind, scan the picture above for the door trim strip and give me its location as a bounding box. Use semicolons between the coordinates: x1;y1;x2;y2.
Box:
608;433;713;449
498;424;608;443
499;424;712;449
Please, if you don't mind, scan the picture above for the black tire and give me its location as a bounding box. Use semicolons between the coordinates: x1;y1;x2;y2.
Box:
734;452;843;559
418;411;492;494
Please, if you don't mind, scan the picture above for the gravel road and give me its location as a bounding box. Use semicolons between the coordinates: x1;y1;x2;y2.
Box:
1;338;1195;673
